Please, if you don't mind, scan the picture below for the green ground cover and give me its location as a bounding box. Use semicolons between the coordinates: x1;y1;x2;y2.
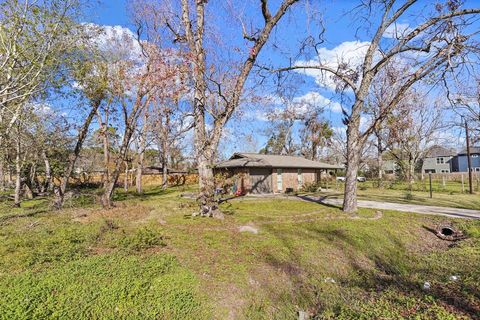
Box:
0;186;479;319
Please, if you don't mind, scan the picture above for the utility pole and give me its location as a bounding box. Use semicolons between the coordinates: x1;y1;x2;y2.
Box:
465;118;474;194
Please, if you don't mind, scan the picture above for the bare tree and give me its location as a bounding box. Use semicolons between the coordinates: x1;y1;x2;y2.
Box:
300;111;333;161
386;92;443;187
132;0;300;217
276;1;480;213
53;46;109;208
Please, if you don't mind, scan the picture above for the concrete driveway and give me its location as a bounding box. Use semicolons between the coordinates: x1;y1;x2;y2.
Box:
317;197;480;219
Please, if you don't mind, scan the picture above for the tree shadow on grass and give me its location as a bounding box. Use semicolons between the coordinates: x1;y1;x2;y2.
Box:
0;210;49;225
258;222;480;318
295;194;342;210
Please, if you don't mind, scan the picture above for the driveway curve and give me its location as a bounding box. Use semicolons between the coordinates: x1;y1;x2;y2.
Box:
316;197;480;219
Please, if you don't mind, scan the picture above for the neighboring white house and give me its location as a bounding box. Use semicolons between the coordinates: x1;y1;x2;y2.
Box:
421;146;455;174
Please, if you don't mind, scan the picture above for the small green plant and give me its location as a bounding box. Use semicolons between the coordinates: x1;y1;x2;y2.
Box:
403;192;414;200
119;226;166;251
302;182;321;193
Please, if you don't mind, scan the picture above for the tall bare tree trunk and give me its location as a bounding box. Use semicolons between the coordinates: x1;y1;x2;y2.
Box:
377;138;384;187
101;110;139;208
54;100;101;208
135;148;144;194
408;158;415;191
96;107;110;188
6;164;12;188
161;119;169;190
161;147;168;190
41;150;52;192
14;131;21;207
342;110;362;214
0;157;5;192
27;162;37;198
136;111;148;194
124;161;129;192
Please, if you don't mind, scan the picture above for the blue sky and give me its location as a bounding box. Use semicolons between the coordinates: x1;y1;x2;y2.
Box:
78;0;480;158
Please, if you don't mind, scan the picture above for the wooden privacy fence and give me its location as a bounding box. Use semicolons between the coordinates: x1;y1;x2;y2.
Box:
419;172;480;182
50;172;199;187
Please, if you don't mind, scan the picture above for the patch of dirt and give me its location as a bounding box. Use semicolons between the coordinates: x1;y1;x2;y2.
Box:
407;223;453;253
72;203;152;223
88;246;114;255
216;284;245;320
351;210;383;220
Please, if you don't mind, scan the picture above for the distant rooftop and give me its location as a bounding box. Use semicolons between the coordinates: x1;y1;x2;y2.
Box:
458;146;480;155
425;145;456;158
215;153;343;169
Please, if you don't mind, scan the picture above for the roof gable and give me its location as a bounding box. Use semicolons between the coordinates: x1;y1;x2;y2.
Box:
215;153;342;169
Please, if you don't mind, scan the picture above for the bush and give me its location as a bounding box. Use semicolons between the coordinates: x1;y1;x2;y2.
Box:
301;182;321;193
403;192;414;200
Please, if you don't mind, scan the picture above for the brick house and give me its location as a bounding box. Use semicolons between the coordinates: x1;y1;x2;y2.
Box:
214;153;342;194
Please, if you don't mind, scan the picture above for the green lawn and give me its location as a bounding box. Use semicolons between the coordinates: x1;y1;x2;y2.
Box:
0;186;479;319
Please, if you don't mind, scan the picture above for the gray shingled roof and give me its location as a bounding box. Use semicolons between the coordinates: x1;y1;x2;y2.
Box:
425;145;456;157
458;146;480;155
215;153;343;169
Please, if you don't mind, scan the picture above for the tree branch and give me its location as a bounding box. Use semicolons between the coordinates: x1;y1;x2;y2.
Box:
261;0;272;23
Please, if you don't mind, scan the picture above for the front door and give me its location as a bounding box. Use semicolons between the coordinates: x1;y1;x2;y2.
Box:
249;168;272;194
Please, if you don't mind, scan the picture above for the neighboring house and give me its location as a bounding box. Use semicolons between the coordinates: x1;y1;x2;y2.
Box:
214;153;342;194
451;147;480;173
382;160;398;175
421;146;455;174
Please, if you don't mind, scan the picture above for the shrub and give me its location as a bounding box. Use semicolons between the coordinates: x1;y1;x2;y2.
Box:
403;192;414;200
301;182;321;193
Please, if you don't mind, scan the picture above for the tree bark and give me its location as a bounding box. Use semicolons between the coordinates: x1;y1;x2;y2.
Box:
41;150;52;192
342;106;362;214
54;100;101;208
101;103;141;208
135;148;144;194
377;137;384;187
161;119;169;190
14;132;21;207
0;156;4;192
6;164;12;188
96;107;110;188
408;157;415;191
27;162;37;198
135;111;148;194
124;161;129;192
161;150;168;190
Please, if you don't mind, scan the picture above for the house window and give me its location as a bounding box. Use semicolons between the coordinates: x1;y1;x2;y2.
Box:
297;169;303;187
277;169;283;191
436;157;444;164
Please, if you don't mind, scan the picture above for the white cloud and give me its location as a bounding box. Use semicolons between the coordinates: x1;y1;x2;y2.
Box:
29;102;53;115
83;23;145;65
292;92;343;114
295;41;370;91
246;92;343;122
383;23;412;39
